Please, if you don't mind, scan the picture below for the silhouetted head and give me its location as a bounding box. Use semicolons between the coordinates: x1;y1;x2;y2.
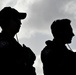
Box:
51;19;74;44
0;7;27;37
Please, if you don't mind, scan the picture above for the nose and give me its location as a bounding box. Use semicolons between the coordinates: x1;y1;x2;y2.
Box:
72;32;75;37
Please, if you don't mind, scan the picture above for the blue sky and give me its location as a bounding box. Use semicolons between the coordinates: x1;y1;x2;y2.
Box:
0;0;76;75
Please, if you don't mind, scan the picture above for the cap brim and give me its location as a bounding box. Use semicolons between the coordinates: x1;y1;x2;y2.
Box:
18;13;27;19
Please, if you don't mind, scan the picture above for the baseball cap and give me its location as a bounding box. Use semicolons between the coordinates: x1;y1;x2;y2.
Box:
0;7;27;20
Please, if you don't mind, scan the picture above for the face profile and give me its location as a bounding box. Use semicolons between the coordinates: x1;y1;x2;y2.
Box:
63;28;74;44
8;18;22;34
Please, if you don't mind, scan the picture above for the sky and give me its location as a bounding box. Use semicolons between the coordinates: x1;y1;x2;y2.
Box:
0;0;76;75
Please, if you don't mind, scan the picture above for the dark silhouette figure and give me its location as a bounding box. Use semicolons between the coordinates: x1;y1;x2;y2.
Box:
0;7;36;75
41;19;76;75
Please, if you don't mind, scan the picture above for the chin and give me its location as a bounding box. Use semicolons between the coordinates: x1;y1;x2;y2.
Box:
66;41;71;44
15;30;19;33
66;37;73;44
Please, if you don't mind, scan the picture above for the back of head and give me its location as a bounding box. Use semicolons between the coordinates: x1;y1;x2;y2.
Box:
51;19;72;38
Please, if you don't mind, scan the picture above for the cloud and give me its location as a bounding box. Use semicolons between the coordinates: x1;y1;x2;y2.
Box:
25;0;63;30
63;0;76;16
6;0;18;7
0;0;10;9
22;0;76;37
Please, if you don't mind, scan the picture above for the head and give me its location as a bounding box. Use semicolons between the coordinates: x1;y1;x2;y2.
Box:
0;7;27;36
51;19;74;44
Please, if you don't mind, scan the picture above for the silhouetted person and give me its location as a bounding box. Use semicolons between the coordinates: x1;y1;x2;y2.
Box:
0;7;36;75
41;19;76;75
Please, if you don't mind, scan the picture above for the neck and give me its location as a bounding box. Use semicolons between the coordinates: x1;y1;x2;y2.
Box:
53;38;66;45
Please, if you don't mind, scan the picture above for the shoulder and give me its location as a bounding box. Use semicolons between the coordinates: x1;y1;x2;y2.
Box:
41;40;54;55
41;46;51;56
41;40;54;61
